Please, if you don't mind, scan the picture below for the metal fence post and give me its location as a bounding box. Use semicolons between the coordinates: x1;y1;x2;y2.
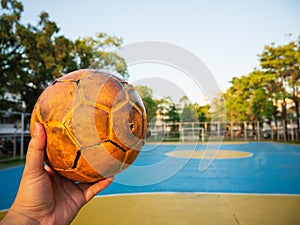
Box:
257;121;261;141
20;112;25;158
244;121;247;141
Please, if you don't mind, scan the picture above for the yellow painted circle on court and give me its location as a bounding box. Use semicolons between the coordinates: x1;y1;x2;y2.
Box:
165;150;253;159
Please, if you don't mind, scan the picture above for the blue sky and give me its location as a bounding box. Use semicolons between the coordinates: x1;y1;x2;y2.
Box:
21;0;300;103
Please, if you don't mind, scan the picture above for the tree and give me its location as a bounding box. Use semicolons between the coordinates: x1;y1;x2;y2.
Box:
221;37;300;141
247;70;275;122
15;12;74;111
160;97;180;135
156;97;180;123
194;103;210;122
181;104;197;122
74;33;128;79
0;0;127;112
224;76;251;122
0;0;24;111
178;95;197;122
259;39;300;140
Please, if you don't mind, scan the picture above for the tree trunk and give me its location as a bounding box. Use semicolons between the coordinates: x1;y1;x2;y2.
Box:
281;100;288;142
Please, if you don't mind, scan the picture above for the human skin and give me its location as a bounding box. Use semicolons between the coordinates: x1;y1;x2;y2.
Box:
0;122;113;225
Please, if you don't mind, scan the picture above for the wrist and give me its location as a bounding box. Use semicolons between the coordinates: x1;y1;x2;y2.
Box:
0;209;39;225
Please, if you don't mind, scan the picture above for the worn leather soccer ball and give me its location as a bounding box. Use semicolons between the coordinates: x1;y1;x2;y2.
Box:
30;69;147;183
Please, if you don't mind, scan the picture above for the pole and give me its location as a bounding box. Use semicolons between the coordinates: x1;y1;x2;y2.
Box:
231;121;233;140
283;120;286;142
244;121;247;141
20;113;25;158
257;121;261;141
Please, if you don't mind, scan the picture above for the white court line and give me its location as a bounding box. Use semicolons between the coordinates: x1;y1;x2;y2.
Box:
96;191;300;198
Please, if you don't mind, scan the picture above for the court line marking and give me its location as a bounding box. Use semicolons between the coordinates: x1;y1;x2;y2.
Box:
165;150;254;159
96;191;300;198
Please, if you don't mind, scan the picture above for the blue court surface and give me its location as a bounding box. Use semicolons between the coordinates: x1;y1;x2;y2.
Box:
1;142;300;210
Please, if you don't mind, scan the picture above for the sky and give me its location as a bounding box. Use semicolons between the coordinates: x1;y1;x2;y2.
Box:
20;0;300;104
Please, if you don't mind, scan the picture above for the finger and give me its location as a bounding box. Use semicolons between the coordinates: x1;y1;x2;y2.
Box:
79;177;114;202
45;164;56;175
24;122;47;174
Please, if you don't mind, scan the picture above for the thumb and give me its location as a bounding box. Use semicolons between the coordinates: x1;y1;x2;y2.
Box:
24;122;47;173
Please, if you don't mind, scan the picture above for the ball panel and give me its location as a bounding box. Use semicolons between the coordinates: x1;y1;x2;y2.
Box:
80;73;127;109
79;72;110;104
97;77;127;108
126;86;145;113
39;82;78;123
44;126;79;169
111;102;145;150
120;149;140;171
55;168;101;183
65;104;109;147
81;142;125;178
57;69;92;81
119;139;144;171
75;153;104;180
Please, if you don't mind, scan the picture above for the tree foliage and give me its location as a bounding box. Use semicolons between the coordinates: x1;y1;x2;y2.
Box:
134;88;211;125
222;36;300;140
0;0;127;112
179;97;210;122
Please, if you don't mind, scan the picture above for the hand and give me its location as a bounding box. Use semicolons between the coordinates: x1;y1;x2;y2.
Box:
0;122;113;225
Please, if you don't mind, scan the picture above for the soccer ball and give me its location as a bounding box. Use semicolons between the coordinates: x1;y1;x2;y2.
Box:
30;69;147;183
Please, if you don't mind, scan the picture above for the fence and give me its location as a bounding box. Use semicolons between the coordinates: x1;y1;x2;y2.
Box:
147;120;300;142
0;110;31;162
1;110;299;162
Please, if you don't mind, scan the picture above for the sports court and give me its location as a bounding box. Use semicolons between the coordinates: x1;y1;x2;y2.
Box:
1;141;300;224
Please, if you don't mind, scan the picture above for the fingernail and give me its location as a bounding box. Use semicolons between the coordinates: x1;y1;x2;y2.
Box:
33;122;39;137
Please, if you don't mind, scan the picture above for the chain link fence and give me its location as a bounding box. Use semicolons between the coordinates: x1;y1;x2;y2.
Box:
1;110;299;162
147;120;300;142
0;110;31;163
